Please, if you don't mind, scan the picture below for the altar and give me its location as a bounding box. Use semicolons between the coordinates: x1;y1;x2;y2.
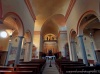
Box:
45;56;56;60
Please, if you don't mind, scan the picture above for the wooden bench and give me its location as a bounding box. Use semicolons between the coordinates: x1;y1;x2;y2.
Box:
65;70;98;74
19;63;42;69
16;64;40;74
62;66;86;74
56;61;85;72
15;67;38;74
62;66;100;74
19;60;46;73
0;66;14;71
60;65;86;74
55;60;83;68
0;71;33;74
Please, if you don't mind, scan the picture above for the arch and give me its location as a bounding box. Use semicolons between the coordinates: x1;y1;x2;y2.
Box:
40;14;65;53
3;12;24;36
76;10;100;63
51;14;66;26
40;14;66;37
69;29;78;61
69;29;77;41
77;10;99;35
41;19;59;37
24;30;32;42
44;33;57;41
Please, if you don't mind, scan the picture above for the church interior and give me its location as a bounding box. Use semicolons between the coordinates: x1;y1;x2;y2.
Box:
0;0;100;74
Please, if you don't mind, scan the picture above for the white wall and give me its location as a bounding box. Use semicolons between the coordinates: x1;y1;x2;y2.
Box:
94;30;100;50
1;0;35;60
33;34;40;59
2;0;34;34
75;34;94;60
67;0;100;60
58;32;67;57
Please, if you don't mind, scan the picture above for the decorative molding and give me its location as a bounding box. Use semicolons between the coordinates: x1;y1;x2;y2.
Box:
59;31;67;34
24;0;36;21
76;10;97;35
65;0;76;22
3;12;24;36
34;31;40;35
57;31;67;38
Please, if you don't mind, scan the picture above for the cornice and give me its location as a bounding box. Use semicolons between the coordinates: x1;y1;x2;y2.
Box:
65;0;76;22
34;31;40;35
24;0;36;22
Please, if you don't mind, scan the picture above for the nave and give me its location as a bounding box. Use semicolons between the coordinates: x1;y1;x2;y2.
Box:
0;0;100;74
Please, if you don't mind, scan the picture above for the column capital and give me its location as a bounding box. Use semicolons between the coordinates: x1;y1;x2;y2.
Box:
26;42;31;44
77;35;83;37
18;36;24;38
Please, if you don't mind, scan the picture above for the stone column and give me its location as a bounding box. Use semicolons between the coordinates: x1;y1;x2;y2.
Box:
70;41;78;61
14;36;24;66
24;42;31;62
28;42;32;61
4;36;12;66
58;31;67;57
91;41;97;62
78;35;88;66
90;32;97;62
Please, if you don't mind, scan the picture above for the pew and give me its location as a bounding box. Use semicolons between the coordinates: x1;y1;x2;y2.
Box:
60;65;86;74
0;59;46;74
0;71;33;74
55;61;85;72
0;66;14;71
65;70;99;74
55;59;83;68
62;66;100;74
18;63;41;69
19;59;46;73
16;64;40;74
15;67;38;74
20;60;46;70
62;66;85;74
0;66;38;74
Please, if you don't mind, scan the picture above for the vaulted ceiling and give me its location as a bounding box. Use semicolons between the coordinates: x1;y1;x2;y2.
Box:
30;0;70;32
0;0;71;38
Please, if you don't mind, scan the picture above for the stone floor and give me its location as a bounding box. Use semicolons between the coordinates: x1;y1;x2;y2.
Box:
43;60;59;74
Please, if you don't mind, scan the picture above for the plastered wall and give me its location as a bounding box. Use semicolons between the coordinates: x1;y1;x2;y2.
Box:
67;0;100;60
1;0;34;61
58;32;67;57
33;34;40;59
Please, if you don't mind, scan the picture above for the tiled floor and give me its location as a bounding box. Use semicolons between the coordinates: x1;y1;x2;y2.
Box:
43;60;59;74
